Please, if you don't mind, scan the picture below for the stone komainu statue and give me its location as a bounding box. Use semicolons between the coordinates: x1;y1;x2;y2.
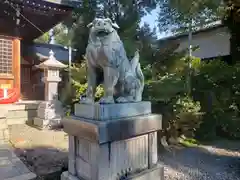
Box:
82;18;144;104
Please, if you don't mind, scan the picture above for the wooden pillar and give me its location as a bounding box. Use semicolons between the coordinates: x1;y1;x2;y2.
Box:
13;38;21;97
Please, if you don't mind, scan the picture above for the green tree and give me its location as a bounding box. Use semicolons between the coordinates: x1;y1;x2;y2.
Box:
70;0;99;58
157;0;222;33
137;23;158;64
53;24;70;46
54;0;159;60
34;32;50;43
34;24;69;45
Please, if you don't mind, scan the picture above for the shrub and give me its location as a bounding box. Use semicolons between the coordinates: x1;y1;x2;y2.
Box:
144;73;202;140
192;60;240;140
173;96;202;138
143;73;185;102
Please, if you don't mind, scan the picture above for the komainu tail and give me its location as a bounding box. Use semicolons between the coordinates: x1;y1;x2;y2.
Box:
131;50;144;90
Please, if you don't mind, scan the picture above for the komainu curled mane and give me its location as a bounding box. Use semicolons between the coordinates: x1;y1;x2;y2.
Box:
81;18;144;104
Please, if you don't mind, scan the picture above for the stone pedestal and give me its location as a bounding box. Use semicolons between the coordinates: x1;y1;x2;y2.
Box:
74;101;151;120
61;102;163;180
34;100;64;129
33;50;67;129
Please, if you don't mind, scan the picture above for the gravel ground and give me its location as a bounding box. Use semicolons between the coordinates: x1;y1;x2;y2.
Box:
159;141;240;180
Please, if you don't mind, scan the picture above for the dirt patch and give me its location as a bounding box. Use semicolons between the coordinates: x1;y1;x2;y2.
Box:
9;124;68;179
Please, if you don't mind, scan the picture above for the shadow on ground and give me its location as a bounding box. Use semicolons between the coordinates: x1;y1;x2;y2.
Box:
13;146;68;180
159;141;240;180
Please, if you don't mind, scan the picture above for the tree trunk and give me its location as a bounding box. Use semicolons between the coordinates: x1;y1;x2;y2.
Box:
229;30;240;64
223;1;240;64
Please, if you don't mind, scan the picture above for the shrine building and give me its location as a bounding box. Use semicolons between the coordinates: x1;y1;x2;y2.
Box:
0;0;78;103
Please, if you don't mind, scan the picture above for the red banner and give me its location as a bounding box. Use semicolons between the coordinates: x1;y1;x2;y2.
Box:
0;88;20;104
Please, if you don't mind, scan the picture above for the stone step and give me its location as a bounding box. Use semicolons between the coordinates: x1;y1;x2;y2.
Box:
0;101;40;126
0;102;39;111
7;118;29;125
7;110;37;119
6;110;37;125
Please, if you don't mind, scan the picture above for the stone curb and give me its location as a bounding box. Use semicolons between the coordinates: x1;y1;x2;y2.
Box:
4;172;36;180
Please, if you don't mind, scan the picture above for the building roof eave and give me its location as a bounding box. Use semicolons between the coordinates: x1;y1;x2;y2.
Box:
43;0;81;8
158;20;224;43
0;0;76;40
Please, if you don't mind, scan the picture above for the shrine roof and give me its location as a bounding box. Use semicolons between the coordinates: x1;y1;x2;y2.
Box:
21;42;77;63
0;0;80;41
43;0;81;7
36;50;67;69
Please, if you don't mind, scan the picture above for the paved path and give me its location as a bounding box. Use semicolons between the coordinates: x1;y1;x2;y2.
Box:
0;143;36;180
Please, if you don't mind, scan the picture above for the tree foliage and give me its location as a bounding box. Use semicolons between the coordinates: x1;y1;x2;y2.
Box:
192;60;240;139
137;23;158;66
51;0;159;61
157;0;222;33
34;32;50;43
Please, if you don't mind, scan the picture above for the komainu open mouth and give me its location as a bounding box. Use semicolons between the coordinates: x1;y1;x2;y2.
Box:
96;31;110;37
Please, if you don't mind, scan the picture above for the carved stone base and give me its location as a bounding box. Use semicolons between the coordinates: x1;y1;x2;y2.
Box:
61;172;78;180
61;113;163;180
74;101;151;120
61;164;164;180
33;117;61;129
33;101;63;129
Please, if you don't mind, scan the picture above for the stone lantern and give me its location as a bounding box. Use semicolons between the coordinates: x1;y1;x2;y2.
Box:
34;50;67;129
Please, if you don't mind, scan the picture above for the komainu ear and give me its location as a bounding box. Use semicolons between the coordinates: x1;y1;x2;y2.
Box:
112;22;120;29
87;19;98;28
87;22;93;28
105;18;120;29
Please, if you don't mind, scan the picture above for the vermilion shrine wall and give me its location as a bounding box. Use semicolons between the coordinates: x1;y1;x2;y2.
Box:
0;35;21;103
0;39;70;102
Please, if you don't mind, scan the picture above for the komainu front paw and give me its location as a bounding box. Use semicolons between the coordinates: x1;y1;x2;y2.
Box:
116;96;135;103
116;97;128;103
80;97;94;104
99;96;115;104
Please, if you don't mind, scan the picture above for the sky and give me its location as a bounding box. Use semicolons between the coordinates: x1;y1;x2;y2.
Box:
141;7;171;39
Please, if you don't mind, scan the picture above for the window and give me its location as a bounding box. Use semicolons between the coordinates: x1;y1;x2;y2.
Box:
21;67;31;83
0;38;13;75
48;69;59;77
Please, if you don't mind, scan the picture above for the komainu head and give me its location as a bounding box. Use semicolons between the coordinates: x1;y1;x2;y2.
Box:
87;18;119;38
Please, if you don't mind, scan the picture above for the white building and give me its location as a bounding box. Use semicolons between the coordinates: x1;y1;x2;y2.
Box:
158;21;230;60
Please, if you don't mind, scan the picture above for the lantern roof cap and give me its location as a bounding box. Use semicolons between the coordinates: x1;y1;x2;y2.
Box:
36;50;67;69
